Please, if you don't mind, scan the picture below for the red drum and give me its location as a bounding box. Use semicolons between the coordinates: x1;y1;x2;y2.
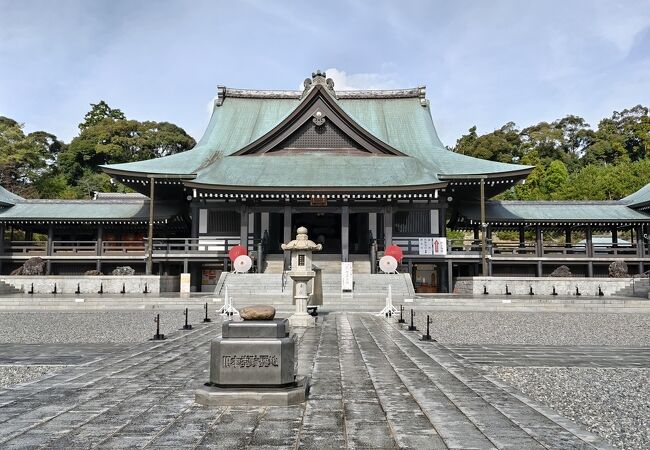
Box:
228;245;247;262
384;244;404;263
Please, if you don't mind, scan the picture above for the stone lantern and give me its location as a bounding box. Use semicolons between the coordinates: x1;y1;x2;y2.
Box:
281;226;322;328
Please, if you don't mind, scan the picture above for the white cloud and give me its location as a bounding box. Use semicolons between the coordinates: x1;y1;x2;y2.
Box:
299;68;398;91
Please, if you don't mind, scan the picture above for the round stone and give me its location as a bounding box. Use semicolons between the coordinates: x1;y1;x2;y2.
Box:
239;305;276;321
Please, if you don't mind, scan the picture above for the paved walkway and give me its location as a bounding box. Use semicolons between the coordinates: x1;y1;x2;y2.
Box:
0;344;128;365
0;313;615;449
446;344;650;368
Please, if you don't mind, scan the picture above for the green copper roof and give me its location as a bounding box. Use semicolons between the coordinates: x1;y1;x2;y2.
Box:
102;84;532;189
458;201;650;224
621;183;650;209
0;199;181;222
0;185;23;206
189;154;440;189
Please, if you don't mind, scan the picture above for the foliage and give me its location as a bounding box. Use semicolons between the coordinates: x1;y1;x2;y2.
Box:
455;105;650;201
0;117;64;197
2;101;196;198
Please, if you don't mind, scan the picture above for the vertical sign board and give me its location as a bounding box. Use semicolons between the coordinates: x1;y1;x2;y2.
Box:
341;262;353;292
418;237;447;256
180;273;191;294
418;238;433;255
433;237;447;255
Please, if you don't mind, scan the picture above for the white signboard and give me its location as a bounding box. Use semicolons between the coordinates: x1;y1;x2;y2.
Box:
418;237;447;255
433;237;447;255
341;262;353;292
180;273;191;294
418;238;433;255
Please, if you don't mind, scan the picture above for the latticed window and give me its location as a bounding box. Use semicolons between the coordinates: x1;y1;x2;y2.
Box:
393;211;431;235
271;120;363;152
208;210;240;234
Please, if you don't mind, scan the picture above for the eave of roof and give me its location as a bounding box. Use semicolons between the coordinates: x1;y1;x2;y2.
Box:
621;183;650;209
0;199;182;222
457;200;650;224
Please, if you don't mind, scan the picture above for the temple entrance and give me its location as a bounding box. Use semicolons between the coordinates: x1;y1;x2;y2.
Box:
292;213;341;254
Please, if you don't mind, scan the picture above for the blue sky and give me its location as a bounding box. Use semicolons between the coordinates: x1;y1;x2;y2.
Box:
1;0;649;147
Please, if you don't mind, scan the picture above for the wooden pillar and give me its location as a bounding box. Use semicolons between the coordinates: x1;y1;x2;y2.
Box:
283;206;292;243
586;225;593;257
473;224;479;241
240;207;249;251
587;261;594;278
536;261;543;277
341;205;349;262
46;224;53;275
0;224;4;274
565;226;572;248
383;207;393;246
368;212;377;241
518;226;525;250
535;225;542;257
190;205;200;239
636;225;644;258
439;207;447;236
96;224;103;272
447;260;453;293
611;226;618;247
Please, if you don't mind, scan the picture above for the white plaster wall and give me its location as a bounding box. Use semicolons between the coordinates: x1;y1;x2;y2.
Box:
0;275;180;294
455;276;634;297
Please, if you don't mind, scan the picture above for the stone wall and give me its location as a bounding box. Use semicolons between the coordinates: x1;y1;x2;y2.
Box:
454;276;633;297
0;275;180;294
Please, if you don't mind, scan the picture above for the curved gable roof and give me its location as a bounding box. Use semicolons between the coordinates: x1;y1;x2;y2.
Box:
102;76;532;188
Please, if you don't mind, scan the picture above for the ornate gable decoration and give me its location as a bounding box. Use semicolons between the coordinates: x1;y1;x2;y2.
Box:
232;71;406;156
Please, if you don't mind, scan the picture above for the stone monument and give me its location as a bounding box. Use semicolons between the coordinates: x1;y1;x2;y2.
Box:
282;226;322;328
195;305;309;406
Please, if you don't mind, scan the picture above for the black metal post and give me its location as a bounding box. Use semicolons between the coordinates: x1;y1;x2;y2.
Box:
97;283;103;294
182;307;192;330
121;283;126;294
529;285;534;296
143;282;149;294
398;305;405;324
51;283;57;295
421;314;435;341
552;286;557;296
505;284;511;295
483;285;488;295
598;285;604;296
28;283;34;294
75;283;81;294
203;302;212;323
575;285;581;296
151;314;165;341
408;309;417;331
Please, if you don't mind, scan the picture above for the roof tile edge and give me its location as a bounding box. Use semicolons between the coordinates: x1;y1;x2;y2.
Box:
215;85;427;106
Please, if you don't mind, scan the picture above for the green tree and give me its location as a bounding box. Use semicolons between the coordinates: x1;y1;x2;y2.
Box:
79;101;126;131
454;122;522;163
0;116;63;196
59;102;196;186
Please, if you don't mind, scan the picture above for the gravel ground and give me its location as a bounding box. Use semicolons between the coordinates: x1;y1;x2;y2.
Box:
0;309;214;343
489;367;650;450
0;365;66;389
413;311;650;346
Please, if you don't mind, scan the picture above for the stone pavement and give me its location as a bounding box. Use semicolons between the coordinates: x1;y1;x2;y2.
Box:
0;344;128;365
446;344;650;368
0;313;615;449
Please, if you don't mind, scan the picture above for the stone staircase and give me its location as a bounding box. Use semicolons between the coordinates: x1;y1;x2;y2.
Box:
262;254;371;274
0;280;21;295
612;278;650;298
214;271;414;311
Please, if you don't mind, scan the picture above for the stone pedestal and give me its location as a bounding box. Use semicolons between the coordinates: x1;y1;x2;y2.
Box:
288;273;316;328
195;318;309;406
282;226;322;328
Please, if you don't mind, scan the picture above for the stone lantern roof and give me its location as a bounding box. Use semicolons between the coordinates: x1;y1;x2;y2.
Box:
281;227;322;252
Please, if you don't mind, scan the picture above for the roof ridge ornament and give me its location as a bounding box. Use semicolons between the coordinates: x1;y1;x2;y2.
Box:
302;70;336;99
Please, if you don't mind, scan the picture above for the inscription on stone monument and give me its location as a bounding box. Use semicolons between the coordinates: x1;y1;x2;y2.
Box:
222;355;279;368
